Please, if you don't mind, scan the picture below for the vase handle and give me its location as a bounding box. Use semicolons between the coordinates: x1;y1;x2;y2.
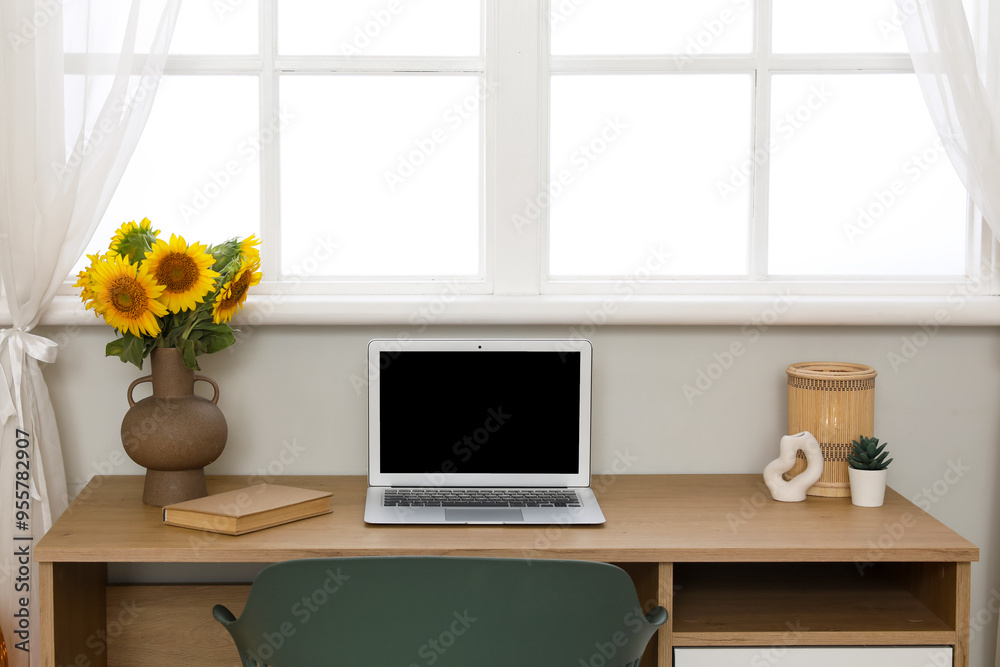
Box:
194;376;221;405
127;376;152;407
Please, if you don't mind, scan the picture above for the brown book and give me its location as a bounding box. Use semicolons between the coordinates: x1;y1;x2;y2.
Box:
162;484;333;535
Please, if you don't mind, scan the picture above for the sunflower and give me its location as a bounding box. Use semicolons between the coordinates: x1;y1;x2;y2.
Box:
75;252;106;313
144;234;221;313
110;218;159;263
212;256;262;324
90;254;169;338
240;234;261;263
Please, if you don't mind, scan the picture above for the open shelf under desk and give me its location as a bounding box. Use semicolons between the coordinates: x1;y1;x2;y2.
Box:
671;562;957;647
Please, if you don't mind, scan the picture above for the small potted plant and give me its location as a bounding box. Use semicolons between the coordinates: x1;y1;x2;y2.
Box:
847;435;892;507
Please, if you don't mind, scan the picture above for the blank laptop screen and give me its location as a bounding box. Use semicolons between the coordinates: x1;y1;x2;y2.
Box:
378;350;581;475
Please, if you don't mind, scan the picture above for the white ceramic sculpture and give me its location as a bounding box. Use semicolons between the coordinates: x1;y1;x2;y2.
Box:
763;431;824;502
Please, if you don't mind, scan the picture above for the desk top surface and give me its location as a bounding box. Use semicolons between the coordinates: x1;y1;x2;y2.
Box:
35;474;979;564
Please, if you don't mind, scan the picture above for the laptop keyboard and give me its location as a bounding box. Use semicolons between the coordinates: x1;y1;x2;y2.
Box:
383;488;581;508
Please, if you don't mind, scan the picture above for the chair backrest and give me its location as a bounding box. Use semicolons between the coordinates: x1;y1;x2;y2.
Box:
213;556;667;667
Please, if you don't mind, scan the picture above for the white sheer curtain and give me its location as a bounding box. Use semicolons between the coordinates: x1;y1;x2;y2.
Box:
897;0;1000;236
896;2;1000;665
0;1;179;664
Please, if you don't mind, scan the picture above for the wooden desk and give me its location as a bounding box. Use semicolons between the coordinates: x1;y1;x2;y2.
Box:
36;474;979;667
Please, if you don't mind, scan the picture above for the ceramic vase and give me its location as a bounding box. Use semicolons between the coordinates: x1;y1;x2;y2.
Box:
848;468;888;507
763;431;825;502
121;348;228;506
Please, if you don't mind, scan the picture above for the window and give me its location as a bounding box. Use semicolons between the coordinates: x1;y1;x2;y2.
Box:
74;0;487;295
546;0;977;294
69;0;990;313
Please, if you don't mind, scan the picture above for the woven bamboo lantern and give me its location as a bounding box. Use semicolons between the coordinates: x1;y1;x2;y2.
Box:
785;362;877;498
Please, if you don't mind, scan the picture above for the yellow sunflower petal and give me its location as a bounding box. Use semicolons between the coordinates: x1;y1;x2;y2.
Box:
109;217;160;264
240;234;261;263
212;257;261;324
76;252;107;312
90;254;168;338
144;233;221;313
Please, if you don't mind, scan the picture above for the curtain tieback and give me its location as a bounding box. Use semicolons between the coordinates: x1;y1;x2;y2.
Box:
0;327;59;426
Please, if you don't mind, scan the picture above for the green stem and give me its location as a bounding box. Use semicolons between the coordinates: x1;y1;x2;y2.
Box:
180;309;205;341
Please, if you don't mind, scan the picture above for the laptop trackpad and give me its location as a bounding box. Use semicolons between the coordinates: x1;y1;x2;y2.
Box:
446;509;524;523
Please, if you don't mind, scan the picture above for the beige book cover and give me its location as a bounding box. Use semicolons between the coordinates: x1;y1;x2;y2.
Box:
162;483;333;535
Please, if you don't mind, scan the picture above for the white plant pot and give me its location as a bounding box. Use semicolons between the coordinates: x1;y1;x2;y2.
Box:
849;468;888;507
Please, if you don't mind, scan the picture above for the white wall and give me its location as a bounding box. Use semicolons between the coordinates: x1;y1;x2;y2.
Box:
38;323;1000;665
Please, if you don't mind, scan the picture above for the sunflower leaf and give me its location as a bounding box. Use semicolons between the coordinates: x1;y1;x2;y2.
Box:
121;332;148;369
201;330;236;355
178;339;201;371
105;338;125;360
186;321;234;348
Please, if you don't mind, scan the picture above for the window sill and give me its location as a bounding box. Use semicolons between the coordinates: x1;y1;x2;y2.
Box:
7;294;1000;328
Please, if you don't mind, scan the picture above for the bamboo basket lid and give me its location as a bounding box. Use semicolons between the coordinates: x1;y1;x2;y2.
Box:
786;362;877;389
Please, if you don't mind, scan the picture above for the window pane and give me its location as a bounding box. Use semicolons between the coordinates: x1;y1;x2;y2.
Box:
768;74;967;276
278;0;480;56
77;76;260;272
549;74;752;277
169;0;258;54
772;0;907;53
551;0;753;56
280;75;481;278
63;0;258;55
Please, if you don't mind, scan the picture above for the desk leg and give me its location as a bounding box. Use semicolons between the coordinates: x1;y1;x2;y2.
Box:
897;561;970;667
615;563;673;667
954;562;971;667
659;563;673;667
39;562;107;667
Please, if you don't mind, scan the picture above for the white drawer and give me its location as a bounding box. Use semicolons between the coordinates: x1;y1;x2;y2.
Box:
674;646;953;667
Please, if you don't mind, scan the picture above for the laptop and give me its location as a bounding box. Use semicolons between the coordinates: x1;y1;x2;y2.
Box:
364;338;606;525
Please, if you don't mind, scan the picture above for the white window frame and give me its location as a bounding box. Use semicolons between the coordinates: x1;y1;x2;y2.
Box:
26;0;1000;328
541;0;997;299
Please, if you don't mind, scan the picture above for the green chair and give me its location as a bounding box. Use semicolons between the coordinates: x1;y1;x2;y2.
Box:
213;556;667;667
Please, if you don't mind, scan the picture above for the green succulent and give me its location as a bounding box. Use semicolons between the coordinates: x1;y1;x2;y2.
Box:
847;435;892;470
